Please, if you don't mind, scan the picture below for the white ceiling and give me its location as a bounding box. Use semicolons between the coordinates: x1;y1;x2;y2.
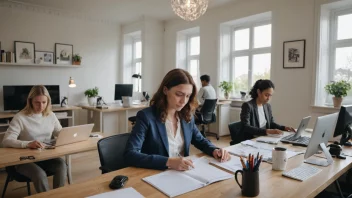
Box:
10;0;236;24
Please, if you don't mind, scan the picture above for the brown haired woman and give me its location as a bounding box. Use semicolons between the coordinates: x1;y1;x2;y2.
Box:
2;85;67;193
124;69;230;170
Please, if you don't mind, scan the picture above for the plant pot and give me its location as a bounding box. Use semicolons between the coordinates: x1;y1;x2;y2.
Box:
224;92;229;99
88;97;96;106
333;97;343;108
72;61;81;65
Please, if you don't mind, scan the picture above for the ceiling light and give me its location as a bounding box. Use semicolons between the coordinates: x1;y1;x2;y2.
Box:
171;0;209;21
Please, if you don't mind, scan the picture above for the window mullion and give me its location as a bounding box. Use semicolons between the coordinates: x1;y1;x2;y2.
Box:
248;26;254;89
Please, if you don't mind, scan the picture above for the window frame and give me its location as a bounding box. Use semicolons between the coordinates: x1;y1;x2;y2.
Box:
132;38;142;92
186;33;200;88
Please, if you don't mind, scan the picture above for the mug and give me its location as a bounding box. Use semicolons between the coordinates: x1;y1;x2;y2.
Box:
272;147;287;171
122;96;132;107
235;169;260;197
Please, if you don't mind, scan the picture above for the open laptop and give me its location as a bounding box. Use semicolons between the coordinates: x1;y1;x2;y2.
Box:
280;116;311;146
45;124;94;147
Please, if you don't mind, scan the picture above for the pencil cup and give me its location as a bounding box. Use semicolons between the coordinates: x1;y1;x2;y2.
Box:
272;147;287;171
235;169;260;197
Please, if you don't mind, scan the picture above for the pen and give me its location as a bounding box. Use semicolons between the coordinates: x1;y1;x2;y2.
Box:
239;156;246;169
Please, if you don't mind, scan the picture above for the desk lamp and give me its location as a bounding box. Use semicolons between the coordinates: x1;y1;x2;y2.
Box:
132;74;142;92
61;77;76;107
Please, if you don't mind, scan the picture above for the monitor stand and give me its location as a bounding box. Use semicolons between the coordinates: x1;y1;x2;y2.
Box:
304;143;334;167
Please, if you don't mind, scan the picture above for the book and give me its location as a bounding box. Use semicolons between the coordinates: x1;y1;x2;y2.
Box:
142;157;233;197
86;187;144;198
209;155;243;173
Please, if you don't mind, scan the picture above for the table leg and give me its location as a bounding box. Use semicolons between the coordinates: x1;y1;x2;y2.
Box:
65;155;73;184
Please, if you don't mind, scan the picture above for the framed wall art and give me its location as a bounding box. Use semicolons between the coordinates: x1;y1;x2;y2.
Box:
55;43;73;65
283;39;306;69
14;41;35;64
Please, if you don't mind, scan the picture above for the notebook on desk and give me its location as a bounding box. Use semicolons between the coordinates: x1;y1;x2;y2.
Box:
142;157;233;197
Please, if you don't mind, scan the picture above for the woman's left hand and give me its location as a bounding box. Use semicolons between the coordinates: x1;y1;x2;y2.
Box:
212;148;231;163
285;126;296;132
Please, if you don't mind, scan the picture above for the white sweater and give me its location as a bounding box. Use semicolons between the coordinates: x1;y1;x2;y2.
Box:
2;111;62;148
197;84;217;105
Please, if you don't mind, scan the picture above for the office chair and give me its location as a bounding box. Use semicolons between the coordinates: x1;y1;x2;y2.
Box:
228;121;243;145
195;99;219;140
128;116;137;126
1;166;54;198
97;133;130;174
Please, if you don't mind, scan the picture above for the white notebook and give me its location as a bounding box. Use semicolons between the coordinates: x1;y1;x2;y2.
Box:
86;187;144;198
209;156;243;173
142;157;233;197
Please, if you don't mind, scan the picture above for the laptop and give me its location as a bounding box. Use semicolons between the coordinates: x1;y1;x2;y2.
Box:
45;124;94;147
280;116;311;146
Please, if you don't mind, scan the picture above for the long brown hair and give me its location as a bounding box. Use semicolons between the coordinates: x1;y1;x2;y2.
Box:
21;85;52;116
150;69;198;123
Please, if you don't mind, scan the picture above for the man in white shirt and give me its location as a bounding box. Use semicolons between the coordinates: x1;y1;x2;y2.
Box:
197;75;216;107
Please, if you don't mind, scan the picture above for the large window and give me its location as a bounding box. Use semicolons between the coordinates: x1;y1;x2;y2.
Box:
230;23;271;95
132;39;142;92
187;35;200;87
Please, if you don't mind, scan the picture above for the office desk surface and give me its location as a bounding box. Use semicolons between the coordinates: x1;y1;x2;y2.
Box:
26;141;352;198
0;134;101;169
0;106;81;119
80;104;147;112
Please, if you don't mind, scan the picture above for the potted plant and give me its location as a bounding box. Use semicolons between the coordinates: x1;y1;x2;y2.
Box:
325;80;351;107
84;87;99;106
72;54;82;65
219;81;233;99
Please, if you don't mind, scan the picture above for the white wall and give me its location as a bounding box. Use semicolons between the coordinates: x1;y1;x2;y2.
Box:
164;0;338;128
0;4;120;122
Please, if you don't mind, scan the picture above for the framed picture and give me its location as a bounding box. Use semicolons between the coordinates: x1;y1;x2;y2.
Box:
35;51;54;64
283;39;306;69
55;43;73;65
14;41;35;64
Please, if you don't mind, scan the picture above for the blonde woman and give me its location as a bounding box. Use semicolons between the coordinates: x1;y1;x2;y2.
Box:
2;85;67;193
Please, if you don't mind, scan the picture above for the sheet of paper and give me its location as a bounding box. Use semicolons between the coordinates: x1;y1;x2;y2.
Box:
209;156;243;173
87;187;144;198
256;136;281;144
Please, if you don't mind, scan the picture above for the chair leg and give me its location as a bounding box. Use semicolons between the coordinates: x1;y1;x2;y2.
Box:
1;174;10;198
334;180;345;198
27;182;31;196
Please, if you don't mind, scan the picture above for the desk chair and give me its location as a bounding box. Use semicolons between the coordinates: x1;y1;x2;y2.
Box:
97;133;130;174
195;99;219;140
128;116;137;126
228;121;243;145
1;166;54;198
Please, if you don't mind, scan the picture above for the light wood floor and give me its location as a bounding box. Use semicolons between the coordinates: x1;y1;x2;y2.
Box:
0;135;231;198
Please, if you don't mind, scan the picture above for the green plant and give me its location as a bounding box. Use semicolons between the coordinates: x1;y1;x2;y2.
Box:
218;81;233;94
325;80;352;98
72;54;82;62
84;87;99;98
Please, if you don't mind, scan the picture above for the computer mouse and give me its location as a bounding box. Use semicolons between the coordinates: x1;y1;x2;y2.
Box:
109;175;128;190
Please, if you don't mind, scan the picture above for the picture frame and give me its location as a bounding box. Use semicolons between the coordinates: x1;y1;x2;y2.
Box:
283;39;306;69
55;43;73;65
14;41;36;64
35;51;54;64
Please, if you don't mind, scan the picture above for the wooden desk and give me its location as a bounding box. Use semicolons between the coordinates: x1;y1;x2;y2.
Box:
26;141;352;198
0;134;102;184
80;104;147;136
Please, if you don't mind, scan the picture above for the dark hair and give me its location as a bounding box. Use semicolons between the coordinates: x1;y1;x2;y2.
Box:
249;79;275;99
150;69;198;123
200;75;210;83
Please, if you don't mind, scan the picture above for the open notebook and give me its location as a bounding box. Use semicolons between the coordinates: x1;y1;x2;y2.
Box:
209;156;243;173
142;157;233;197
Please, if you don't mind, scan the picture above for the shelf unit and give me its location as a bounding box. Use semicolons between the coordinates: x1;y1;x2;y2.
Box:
0;62;81;68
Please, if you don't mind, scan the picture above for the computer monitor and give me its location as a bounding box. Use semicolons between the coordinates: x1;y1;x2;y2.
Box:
332;105;352;146
114;84;133;101
304;113;338;166
3;85;60;111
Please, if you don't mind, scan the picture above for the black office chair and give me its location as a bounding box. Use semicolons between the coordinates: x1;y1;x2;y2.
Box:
97;133;130;174
128;116;137;126
1;166;54;198
228;121;243;145
195;99;219;140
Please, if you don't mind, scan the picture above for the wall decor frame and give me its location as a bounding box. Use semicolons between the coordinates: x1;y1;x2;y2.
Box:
55;43;73;65
35;51;54;64
283;39;305;69
14;41;36;64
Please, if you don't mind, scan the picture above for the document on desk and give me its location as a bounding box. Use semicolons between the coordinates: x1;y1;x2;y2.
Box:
86;187;144;198
142;157;233;197
256;136;282;144
209;156;243;173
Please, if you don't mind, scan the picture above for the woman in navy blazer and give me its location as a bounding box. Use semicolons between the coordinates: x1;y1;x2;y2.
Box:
124;69;230;170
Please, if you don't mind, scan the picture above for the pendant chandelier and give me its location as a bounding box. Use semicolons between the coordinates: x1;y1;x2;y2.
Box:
171;0;209;21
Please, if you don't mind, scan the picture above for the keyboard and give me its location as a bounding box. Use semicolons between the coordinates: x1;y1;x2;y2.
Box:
282;164;322;181
280;134;310;146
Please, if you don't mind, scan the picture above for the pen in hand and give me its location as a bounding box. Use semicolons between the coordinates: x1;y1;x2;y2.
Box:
177;153;194;170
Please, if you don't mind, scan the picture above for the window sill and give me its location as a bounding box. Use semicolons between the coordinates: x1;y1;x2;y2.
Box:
311;105;340;113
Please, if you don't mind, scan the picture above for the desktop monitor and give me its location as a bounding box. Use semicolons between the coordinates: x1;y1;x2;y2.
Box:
114;84;133;101
332;105;352;146
3;85;60;111
304;113;338;166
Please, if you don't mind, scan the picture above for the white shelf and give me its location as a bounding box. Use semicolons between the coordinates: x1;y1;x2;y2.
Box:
57;116;73;120
0;62;81;68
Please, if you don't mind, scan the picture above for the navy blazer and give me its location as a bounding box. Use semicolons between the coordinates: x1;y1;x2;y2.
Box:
240;99;285;140
124;106;218;170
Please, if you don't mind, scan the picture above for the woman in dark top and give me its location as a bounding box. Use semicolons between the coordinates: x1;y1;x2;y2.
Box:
240;79;295;140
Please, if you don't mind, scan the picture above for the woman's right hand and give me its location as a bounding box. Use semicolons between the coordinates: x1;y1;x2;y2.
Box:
166;157;195;171
27;140;45;149
266;129;283;135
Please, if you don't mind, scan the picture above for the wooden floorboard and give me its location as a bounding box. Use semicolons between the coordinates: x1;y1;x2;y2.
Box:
0;135;231;198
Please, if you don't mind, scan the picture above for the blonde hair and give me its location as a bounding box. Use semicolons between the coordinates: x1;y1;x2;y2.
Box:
21;85;52;116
